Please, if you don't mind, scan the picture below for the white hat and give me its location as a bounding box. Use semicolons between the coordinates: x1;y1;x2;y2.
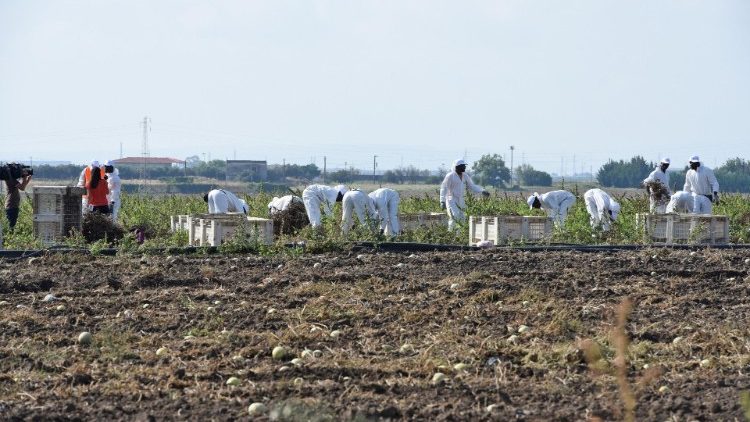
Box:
453;159;467;168
689;155;700;163
335;184;348;196
527;193;539;209
90;160;100;167
660;158;670;164
104;160;114;166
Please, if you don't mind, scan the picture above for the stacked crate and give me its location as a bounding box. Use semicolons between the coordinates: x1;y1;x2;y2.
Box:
637;213;729;244
399;212;448;232
469;216;553;245
32;186;87;245
184;213;274;246
170;215;190;232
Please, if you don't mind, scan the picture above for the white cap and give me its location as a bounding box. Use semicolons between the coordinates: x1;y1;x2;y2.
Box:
453;159;467;168
335;184;348;196
90;160;100;167
104;160;114;166
689;155;700;163
660;157;670;164
527;193;538;209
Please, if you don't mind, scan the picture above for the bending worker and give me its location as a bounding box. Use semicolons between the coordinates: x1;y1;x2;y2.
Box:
341;189;377;235
527;190;576;227
683;155;719;215
369;187;401;236
302;184;348;228
204;189;249;214
268;195;302;215
583;188;620;231
643;158;671;213
439;159;489;230
76;160;99;212
665;190;694;214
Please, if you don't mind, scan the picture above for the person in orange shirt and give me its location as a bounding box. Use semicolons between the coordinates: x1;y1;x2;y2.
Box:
85;166;110;214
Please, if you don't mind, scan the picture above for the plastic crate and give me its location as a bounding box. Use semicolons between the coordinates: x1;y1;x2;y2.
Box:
469;216;553;245
170;215;190;232
399;212;448;232
637;213;729;244
187;214;274;246
32;186;86;245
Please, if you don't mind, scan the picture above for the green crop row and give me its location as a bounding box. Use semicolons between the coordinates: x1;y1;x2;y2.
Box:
2;190;750;251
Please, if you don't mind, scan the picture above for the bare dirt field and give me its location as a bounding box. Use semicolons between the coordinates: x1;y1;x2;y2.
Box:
1;247;749;421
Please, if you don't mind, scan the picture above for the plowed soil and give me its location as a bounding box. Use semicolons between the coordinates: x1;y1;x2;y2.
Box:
1;247;749;421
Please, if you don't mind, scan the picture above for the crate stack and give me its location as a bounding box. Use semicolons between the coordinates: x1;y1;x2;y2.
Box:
32;186;87;245
174;213;274;246
637;213;729;244
469;216;553;246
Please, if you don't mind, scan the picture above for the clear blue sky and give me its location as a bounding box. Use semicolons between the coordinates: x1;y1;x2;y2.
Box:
1;0;748;175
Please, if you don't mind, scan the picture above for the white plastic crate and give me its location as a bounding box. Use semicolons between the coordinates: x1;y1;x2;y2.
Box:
399;212;448;232
469;216;553;245
187;214;274;246
170;215;190;232
637;213;729;244
32;186;86;245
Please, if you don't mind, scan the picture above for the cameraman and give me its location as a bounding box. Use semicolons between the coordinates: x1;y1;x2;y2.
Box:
4;168;32;231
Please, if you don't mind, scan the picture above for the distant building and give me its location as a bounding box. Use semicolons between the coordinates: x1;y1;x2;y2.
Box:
112;157;185;170
226;160;267;182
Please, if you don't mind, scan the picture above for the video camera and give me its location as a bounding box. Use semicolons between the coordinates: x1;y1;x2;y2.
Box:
0;162;33;181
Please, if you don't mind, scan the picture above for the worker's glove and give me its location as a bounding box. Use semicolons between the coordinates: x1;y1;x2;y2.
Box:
713;192;720;204
440;201;446;210
481;191;490;198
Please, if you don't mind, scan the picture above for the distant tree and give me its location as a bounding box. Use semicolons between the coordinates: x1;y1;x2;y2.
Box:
329;168;360;183
715;157;750;193
596;156;652;188
471;154;511;188
185;155;202;168
267;163;321;182
516;164;552;187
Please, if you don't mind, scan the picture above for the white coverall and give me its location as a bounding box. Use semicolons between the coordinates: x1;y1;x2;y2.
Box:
683;165;719;215
643;167;671;213
341;190;377;235
583;188;620;231
536;190;576;226
268;195;301;215
665;191;694;214
302;184;346;228
207;189;249;214
439;171;485;229
106;169;122;222
369;188;401;236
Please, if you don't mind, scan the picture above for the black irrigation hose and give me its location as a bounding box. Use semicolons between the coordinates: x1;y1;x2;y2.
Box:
4;242;750;260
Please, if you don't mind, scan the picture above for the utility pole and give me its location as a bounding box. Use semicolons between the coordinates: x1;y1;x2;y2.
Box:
139;116;150;192
323;156;327;183
509;145;515;187
373;155;378;185
282;158;286;178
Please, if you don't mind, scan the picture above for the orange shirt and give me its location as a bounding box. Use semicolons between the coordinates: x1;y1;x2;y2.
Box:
86;179;110;207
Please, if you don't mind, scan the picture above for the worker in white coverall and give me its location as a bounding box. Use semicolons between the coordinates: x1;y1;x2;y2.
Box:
204;189;249;214
683;155;720;215
76;160;100;213
302;184;348;228
369;188;401;236
104;160;122;222
439;159;489;230
583;188;621;231
267;195;302;215
665;191;694;214
341;190;377;235
642;158;672;213
527;190;576;227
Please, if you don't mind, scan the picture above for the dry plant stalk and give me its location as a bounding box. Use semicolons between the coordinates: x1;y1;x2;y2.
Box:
612;297;635;422
643;180;670;201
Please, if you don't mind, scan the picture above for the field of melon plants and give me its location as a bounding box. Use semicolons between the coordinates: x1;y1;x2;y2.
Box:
2;188;750;420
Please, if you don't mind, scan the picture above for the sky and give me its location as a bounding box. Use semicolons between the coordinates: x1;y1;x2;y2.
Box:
1;0;748;175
